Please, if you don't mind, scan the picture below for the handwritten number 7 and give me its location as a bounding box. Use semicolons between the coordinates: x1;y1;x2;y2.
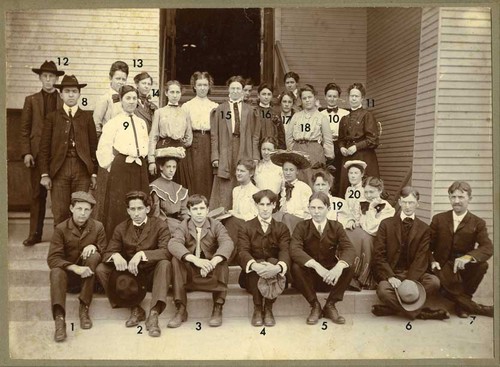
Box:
470;315;476;324
123;121;129;130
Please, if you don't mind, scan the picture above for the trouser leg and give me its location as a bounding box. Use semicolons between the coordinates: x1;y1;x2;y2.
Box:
171;257;189;306
212;261;229;304
461;262;488;296
291;263;318;304
29;161;47;238
95;262;117;307
79;253;101;306
149;260;172;314
239;271;263;305
326;266;354;303
419;273;440;296
50;268;68;319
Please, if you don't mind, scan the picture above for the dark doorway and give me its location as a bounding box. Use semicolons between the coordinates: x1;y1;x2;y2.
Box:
174;8;261;85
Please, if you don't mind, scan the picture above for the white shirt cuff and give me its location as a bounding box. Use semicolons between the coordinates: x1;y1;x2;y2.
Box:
246;259;256;273
277;261;287;276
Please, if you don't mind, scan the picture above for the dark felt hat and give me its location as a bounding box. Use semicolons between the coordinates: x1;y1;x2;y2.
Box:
185;265;228;292
32;60;65;76
207;207;232;221
270;150;311;170
71;191;96;206
395;279;426;312
108;270;147;308
53;75;87;90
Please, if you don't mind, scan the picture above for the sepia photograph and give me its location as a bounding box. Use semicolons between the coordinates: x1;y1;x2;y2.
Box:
2;0;498;364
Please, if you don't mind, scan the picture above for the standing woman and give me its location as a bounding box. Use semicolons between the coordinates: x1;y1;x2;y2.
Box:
148;80;192;188
181;71;218;200
134;72;158;133
209;75;258;210
286;84;334;185
338;83;380;196
96;85;149;238
278;91;296;135
253;83;286;150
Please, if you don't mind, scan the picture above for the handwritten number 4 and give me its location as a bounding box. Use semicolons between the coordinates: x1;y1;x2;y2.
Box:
470;315;476;324
123;121;129;130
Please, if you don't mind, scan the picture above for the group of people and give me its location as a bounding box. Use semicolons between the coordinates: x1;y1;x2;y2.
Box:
19;60;493;343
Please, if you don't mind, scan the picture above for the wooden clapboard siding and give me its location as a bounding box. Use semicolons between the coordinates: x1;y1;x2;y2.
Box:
366;8;422;200
5;9;160;110
277;8;367;108
412;7;440;224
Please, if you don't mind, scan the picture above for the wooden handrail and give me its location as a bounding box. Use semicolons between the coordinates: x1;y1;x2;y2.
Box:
275;40;290;75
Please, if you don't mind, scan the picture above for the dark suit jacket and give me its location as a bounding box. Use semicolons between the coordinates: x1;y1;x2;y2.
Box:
38;107;98;178
47;218;106;269
210;101;259;179
20;90;63;159
102;217;172;265
430;210;493;266
168;217;234;261
290;219;356;269
372;215;430;282
238;217;291;270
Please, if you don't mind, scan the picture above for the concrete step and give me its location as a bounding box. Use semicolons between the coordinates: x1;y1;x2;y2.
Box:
8;259;243;286
9;285;378;321
9;242;50;260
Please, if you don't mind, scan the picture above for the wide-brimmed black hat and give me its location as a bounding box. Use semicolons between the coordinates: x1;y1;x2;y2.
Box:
270;150;311;170
32;60;65;76
53;75;87;90
108;270;147;308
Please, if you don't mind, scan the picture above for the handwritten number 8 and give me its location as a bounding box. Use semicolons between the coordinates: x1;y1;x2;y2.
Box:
123;121;129;130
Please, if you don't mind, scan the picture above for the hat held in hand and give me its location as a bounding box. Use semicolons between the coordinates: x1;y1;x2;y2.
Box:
108;269;147;308
395;279;426;312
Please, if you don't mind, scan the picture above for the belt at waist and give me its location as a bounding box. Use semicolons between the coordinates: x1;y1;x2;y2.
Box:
192;129;210;134
295;139;319;144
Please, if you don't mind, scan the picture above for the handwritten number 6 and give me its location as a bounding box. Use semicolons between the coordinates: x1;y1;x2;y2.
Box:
123;121;129;130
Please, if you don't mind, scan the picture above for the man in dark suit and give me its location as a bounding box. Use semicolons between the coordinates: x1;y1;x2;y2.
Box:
96;191;172;337
47;191;106;342
430;181;493;318
238;189;291;327
38;75;98;226
20;60;64;246
372;186;448;320
290;192;356;325
168;194;234;328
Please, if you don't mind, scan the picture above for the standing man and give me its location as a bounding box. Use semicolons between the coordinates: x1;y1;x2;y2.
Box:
238;189;291;327
20;60;64;246
372;186;448;320
167;194;234;328
430;181;493;318
96;191;172;337
38;75;98;226
47;191;105;342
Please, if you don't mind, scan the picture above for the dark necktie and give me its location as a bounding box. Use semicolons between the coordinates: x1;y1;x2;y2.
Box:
326;107;338;114
130;115;140;157
68;109;76;148
285;181;294;201
402;217;414;233
135;223;145;237
112;94;120;103
232;102;241;136
168;104;179;107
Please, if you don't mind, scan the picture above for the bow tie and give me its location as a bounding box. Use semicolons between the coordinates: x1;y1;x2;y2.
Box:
360;201;386;214
112;94;120;103
285;182;295;201
326;107;338;114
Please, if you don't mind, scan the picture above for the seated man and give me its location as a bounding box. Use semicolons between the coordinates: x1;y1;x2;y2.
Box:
96;191;172;337
167;194;234;328
47;191;106;342
290;192;356;325
372;186;448;320
430;181;493;318
238;189;291;327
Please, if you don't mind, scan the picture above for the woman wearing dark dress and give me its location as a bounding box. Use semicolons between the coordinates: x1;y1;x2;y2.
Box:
181;71;218;200
253;83;286;150
96;85;149;238
338;82;380;196
134;71;158;133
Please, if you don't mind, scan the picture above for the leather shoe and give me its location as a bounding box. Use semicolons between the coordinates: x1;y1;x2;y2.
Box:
455;305;469;319
23;235;42;246
125;305;146;327
167;304;188;328
79;303;92;329
54;315;67;342
306;300;322;325
323;301;345;324
251;305;263;327
146;310;161;337
416;307;450;320
208;303;223;327
263;304;275;327
371;304;397;317
474;304;493;318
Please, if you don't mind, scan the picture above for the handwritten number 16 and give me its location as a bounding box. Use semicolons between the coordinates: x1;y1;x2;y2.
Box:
123;121;129;130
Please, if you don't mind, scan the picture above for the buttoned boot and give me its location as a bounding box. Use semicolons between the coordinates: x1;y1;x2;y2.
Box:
251;304;264;326
79;302;92;329
146;309;161;337
208;303;223;327
126;305;146;327
167;303;188;328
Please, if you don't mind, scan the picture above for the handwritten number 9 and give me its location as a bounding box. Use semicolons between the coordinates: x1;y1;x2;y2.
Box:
123;121;129;130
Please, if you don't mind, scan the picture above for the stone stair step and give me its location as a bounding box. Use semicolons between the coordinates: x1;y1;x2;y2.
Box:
8;285;378;321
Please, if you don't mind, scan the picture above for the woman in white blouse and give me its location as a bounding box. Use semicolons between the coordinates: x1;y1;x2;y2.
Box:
344;176;395;291
96;85;149;238
254;136;283;195
181;71;218;199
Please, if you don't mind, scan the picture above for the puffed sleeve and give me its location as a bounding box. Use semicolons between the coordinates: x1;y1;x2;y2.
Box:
286;114;298;150
96;118;117;171
320;113;334;159
148;109;161;163
93;95;109;136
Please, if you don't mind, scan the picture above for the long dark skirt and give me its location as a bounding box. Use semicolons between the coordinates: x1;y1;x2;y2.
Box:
91;167;108;222
294;140;325;186
183;131;213;199
209;136;240;210
345;227;376;290
103;154;149;239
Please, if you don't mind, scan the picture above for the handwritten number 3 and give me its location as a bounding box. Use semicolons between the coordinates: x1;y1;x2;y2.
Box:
123;121;129;130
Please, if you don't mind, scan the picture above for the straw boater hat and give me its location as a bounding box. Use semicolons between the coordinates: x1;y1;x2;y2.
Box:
108;270;147;308
270;150;311;170
343;160;367;171
31;60;65;76
154;146;186;160
53;75;87;90
395;279;426;312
